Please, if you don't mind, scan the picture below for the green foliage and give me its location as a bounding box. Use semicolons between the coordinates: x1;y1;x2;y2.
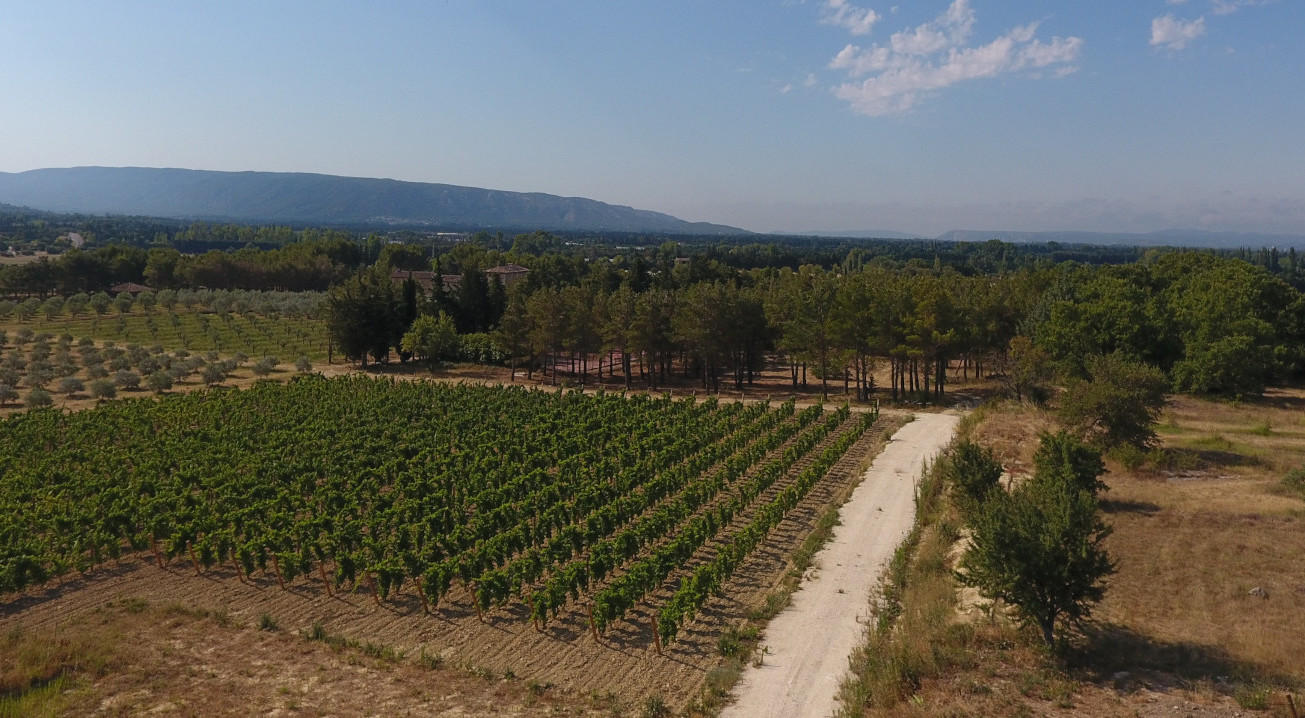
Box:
944;439;1004;518
1032;431;1106;495
958;436;1115;648
456;332;507;365
1282;467;1305;499
401;312;460;369
1006;335;1052;403
88;378;116;401
325;269;406;365
145;369;173;393
24;387;52;408
252;356;278;377
1057;352;1169;449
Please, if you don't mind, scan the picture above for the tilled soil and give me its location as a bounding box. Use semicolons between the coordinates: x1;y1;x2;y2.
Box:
1;415;902;712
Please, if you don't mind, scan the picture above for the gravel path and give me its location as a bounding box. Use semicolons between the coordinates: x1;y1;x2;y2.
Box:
721;412;961;718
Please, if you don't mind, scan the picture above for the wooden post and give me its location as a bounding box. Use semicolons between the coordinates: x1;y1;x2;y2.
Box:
268;551;286;590
588;606;599;643
652;616;662;655
415;581;430;614
151;535;163;568
187;541;201;575
1287;694;1299;718
366;572;381;605
317;562;333;597
233;558;245;583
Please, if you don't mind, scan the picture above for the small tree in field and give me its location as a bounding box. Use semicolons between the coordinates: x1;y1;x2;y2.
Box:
25;387;53;409
89;378;117;401
202;363;227;386
0;383;17;407
252;356;278;377
958;435;1115;649
57;376;84;396
295;356;313;373
115;370;141;391
1058;351;1168;449
146;370;173;394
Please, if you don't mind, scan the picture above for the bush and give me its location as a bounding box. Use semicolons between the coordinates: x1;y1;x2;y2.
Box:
1033;431;1107;494
115;370;141;390
458;332;508;365
944;439;1004;518
252;356;278;376
146;370;173;393
25;387;53;408
201;363;227;386
0;383;17;407
1283;468;1305;499
89;378;117;401
958;435;1114;649
295;356;312;373
57;376;84;396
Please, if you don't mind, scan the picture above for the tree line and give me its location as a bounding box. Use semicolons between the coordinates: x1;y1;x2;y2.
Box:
327;244;1305;402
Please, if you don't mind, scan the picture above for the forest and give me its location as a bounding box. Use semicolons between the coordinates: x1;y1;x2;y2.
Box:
4;206;1304;404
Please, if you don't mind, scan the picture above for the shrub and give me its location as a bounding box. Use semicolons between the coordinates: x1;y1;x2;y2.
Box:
944;439;1004;517
201;363;227;386
115;370;141;390
252;356;278;376
146;370;173;393
25;387;54;408
0;383;17;407
295;356;312;373
1033;431;1107;495
89;378;117;401
57;376;84;396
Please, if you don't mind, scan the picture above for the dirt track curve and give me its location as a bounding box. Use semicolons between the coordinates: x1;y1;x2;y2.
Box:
721;412;961;718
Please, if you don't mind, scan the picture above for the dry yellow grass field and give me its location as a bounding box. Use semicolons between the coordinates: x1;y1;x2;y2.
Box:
844;392;1305;718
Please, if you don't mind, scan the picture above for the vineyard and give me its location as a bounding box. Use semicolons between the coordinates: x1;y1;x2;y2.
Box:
0;375;884;703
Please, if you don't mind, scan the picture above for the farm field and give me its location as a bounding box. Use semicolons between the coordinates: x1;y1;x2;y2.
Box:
0;375;895;712
1;309;329;361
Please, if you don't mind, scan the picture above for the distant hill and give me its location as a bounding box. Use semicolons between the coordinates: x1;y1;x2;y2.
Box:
936;228;1305;249
786;229;925;240
0;167;745;234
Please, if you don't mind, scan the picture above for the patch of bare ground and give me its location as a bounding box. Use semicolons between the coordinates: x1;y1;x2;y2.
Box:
0;413;900;714
859;394;1305;717
2;599;608;717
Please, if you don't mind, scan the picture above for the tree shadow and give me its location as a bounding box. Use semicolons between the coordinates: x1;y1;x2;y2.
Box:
1098;499;1161;516
1067;623;1294;690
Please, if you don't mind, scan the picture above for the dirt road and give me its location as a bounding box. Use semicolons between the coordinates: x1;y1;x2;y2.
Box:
721;412;961;718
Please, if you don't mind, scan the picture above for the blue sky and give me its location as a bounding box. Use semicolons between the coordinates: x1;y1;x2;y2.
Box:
2;0;1302;236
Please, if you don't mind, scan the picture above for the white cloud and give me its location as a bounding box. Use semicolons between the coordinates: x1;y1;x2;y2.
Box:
1212;0;1275;15
1150;14;1206;50
821;0;880;36
826;1;1082;116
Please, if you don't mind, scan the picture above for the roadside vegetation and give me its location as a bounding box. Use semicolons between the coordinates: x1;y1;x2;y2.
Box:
840;393;1305;717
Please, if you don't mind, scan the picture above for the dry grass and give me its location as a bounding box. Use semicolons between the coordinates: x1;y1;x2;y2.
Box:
1089;391;1305;686
0;599;606;717
840;392;1305;717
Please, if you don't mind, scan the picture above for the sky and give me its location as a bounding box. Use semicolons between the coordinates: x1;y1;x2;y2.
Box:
2;0;1303;237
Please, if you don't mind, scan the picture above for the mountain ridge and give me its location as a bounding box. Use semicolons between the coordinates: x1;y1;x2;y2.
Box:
0;167;745;234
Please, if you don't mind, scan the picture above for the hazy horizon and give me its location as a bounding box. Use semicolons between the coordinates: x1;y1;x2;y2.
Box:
3;1;1302;237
